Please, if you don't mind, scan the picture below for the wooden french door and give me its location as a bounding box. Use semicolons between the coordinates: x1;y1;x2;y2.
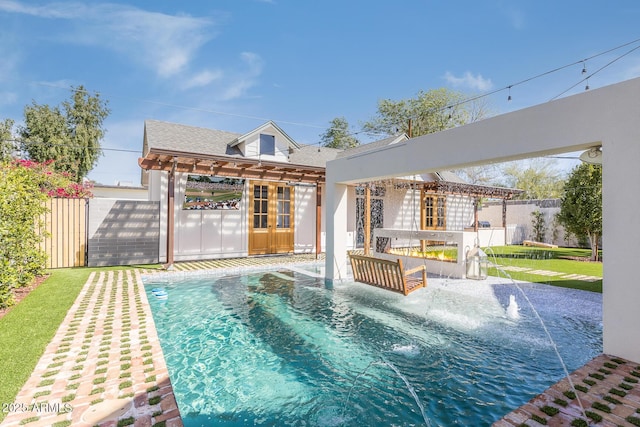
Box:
248;181;295;255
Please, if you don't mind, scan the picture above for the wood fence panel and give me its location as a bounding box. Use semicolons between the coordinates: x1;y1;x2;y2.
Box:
39;198;88;268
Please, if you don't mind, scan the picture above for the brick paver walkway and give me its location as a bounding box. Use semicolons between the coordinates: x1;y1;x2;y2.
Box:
494;354;640;426
496;264;601;282
1;270;182;427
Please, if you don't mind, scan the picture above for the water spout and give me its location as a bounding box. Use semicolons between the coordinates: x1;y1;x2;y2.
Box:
343;359;432;426
483;247;588;420
506;294;520;320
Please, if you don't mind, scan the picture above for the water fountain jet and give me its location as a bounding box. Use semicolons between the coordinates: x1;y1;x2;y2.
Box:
343;359;431;427
506;294;520;320
483;246;588;420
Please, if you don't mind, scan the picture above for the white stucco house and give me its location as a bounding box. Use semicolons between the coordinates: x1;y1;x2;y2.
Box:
139;121;517;265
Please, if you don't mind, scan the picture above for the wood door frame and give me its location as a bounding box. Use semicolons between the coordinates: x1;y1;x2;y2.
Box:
248;180;295;255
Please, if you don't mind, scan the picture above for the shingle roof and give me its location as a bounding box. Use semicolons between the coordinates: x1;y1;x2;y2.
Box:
144;120;243;157
143;119;341;168
141;120;514;195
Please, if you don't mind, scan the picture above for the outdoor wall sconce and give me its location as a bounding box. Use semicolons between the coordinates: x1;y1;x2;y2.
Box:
579;146;602;164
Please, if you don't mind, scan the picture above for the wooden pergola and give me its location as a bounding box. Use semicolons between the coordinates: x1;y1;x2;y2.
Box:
360;178;524;255
138;149;326;268
421;180;525;232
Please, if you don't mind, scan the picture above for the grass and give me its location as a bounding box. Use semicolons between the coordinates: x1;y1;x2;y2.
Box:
0;264;160;423
485;245;602;292
0;268;90;422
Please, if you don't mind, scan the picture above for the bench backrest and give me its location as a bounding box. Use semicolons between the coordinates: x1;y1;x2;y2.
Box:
349;254;407;293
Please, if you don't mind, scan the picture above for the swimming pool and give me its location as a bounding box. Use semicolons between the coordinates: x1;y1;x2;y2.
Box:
144;266;602;426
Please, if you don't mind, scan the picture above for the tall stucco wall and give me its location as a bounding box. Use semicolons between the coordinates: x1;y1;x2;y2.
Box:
87;199;160;266
479;199;579;246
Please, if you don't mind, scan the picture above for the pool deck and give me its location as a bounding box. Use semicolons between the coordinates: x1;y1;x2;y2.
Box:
2;253;639;427
493;353;640;426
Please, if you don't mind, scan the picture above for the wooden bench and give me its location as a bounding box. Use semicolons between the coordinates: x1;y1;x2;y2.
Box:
349;254;427;296
523;240;558;248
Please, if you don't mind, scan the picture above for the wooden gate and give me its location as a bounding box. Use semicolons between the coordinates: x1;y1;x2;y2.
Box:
39;198;88;268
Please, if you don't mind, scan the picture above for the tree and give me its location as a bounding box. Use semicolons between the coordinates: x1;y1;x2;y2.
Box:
452;164;501;186
556;163;602;261
19;85;110;181
320;117;359;149
0;118;15;161
362;88;489;138
497;158;565;199
531;210;547;243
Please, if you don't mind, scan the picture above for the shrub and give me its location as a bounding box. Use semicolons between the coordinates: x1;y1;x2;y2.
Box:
0;161;48;307
0;160;92;307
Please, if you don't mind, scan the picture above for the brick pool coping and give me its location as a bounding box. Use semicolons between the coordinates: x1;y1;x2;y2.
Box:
0;270;182;427
493;354;640;426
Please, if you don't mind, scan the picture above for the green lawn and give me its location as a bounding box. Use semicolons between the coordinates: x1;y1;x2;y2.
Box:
0;268;89;422
484;245;602;293
0;265;161;423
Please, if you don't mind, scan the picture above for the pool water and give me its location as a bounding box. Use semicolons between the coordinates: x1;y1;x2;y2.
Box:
144;267;602;426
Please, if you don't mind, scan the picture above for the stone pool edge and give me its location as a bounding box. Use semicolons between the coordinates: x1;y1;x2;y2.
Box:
0;270;183;427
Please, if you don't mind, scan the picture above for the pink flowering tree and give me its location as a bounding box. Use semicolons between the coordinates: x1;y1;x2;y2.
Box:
14;159;93;198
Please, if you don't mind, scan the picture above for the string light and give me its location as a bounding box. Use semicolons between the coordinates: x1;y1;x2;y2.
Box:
551;42;640;100
14;36;640;151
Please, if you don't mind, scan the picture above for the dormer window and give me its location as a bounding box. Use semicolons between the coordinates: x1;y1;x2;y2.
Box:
260;134;275;156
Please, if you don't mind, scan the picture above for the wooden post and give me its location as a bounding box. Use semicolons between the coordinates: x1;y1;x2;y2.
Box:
474;198;479;232
166;165;175;268
420;186;426;252
316;184;322;259
364;184;371;255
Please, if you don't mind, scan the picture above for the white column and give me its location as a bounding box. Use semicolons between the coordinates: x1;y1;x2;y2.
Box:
603;135;640;363
325;180;349;282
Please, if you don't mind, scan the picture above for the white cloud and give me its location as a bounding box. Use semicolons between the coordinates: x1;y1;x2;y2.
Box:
444;71;493;92
0;1;219;78
181;69;224;90
97;6;217;78
0;0;86;18
221;52;264;100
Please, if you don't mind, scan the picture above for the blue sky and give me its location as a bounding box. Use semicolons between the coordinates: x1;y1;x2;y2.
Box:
1;1;639;185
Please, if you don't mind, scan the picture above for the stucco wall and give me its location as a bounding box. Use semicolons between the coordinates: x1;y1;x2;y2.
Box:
87;199;160;266
479;199;579;246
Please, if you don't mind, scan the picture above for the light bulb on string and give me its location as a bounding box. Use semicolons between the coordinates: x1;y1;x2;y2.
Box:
585;78;590;91
507;86;512;101
581;60;587;74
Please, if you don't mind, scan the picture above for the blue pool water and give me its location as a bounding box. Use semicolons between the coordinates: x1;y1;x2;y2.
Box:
144;267;602;426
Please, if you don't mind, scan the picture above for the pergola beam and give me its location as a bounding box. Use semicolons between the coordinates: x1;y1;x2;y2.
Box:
139;152;325;184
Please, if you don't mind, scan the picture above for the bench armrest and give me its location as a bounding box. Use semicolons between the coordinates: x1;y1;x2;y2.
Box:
404;265;426;276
